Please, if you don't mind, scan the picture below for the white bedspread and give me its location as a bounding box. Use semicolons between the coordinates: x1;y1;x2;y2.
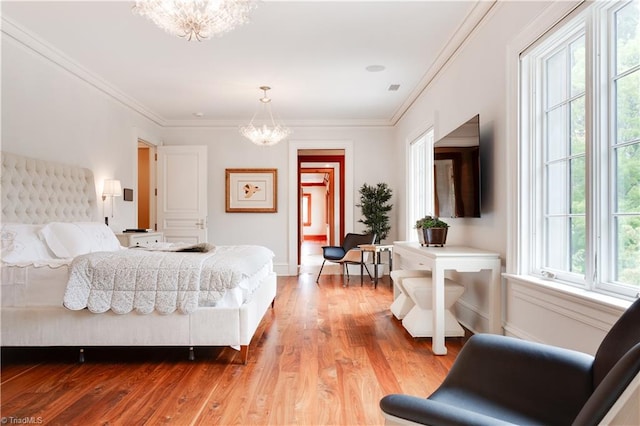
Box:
63;245;274;315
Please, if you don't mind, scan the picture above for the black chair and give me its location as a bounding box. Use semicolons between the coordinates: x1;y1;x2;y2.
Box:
316;232;376;284
380;297;640;426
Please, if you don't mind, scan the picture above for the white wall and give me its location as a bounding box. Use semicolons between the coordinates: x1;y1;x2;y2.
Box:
394;1;550;334
1;31;162;234
394;2;548;254
394;1;627;350
303;186;326;237
1;26;397;276
161;125;397;274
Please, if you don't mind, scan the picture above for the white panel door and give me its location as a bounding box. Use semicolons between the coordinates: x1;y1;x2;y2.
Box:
157;145;208;243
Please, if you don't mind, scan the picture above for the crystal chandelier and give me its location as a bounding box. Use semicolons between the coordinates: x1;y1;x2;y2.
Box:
132;0;256;41
239;86;292;147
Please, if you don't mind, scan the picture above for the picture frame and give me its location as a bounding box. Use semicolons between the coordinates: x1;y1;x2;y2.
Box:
225;168;277;213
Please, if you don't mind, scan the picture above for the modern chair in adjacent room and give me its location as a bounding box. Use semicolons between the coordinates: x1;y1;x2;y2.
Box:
380;297;640;426
316;232;376;284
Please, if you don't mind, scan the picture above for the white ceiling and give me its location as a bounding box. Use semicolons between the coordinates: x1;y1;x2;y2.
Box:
2;1;487;127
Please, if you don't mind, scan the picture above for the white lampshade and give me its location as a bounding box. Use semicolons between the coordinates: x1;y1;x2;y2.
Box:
102;179;122;197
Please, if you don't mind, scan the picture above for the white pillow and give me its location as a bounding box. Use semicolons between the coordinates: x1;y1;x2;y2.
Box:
39;222;121;259
1;224;57;264
74;222;121;252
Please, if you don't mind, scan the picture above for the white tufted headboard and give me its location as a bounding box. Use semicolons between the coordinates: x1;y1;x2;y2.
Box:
1;152;98;224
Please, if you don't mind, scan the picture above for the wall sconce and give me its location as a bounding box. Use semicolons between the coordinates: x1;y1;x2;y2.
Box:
102;179;122;226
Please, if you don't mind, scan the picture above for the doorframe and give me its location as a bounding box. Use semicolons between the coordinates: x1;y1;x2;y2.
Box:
298;159;343;247
300;167;335;245
137;140;157;230
132;127;160;230
288;140;354;276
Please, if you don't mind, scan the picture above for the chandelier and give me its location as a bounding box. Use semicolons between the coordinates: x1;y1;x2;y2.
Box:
132;0;256;41
239;86;292;147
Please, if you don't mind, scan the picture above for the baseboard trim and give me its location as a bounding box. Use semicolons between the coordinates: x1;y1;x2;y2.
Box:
303;235;327;242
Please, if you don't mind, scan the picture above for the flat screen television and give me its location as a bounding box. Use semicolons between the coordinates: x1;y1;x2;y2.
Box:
433;114;481;218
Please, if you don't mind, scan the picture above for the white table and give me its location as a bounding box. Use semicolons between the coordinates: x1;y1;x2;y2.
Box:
393;242;502;355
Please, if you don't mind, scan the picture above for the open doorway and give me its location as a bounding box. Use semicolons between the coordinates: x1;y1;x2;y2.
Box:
298;151;345;270
300;167;333;268
137;140;157;230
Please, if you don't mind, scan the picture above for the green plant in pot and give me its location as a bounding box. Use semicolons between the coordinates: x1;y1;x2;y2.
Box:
357;182;392;244
415;215;449;247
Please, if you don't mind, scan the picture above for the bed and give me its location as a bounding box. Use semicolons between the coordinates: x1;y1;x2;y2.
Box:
0;151;277;364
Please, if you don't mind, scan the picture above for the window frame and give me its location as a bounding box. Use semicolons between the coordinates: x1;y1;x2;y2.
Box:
519;0;639;299
407;128;435;239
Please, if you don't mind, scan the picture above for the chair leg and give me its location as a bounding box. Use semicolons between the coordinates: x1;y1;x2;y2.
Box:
316;260;327;284
342;263;348;287
360;263;374;286
363;264;373;279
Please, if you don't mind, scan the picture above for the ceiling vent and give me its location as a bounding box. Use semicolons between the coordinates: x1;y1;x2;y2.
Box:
388;84;400;91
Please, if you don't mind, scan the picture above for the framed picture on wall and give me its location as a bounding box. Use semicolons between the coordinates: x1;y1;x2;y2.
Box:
225;168;277;213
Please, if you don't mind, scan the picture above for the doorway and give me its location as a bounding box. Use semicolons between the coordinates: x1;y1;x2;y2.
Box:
300;167;333;269
137;140;157;230
298;151;345;270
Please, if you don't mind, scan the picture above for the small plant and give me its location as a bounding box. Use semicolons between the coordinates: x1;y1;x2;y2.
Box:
357;182;393;244
415;215;449;229
415;215;449;247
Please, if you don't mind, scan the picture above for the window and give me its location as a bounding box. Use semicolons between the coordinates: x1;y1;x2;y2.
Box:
302;193;311;226
521;0;640;298
408;129;434;237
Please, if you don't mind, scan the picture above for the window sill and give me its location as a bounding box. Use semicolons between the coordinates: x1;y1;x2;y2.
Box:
503;273;632;312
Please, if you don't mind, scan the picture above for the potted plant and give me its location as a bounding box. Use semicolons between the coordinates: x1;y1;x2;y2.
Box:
415;215;449;247
357;182;392;244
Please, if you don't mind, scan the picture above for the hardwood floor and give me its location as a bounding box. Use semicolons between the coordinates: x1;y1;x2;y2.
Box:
1;274;468;425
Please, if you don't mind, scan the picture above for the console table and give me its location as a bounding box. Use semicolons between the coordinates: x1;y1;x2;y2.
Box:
393;241;502;355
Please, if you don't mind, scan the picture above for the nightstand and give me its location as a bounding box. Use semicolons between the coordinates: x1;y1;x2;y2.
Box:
116;232;164;248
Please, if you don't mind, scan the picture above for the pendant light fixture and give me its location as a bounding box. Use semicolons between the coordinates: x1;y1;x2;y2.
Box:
239;86;292;146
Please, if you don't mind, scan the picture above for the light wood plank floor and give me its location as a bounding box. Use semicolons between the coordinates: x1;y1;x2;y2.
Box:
1;274;468;425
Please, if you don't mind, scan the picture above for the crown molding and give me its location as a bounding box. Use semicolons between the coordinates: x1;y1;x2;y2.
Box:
2;6;489;131
162;117;394;128
390;0;498;125
2;16;396;130
1;16;168;127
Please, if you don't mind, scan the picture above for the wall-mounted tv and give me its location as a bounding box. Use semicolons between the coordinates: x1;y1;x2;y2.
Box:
433;114;481;218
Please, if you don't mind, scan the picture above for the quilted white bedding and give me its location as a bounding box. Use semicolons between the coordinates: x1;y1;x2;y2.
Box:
63;245;274;315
